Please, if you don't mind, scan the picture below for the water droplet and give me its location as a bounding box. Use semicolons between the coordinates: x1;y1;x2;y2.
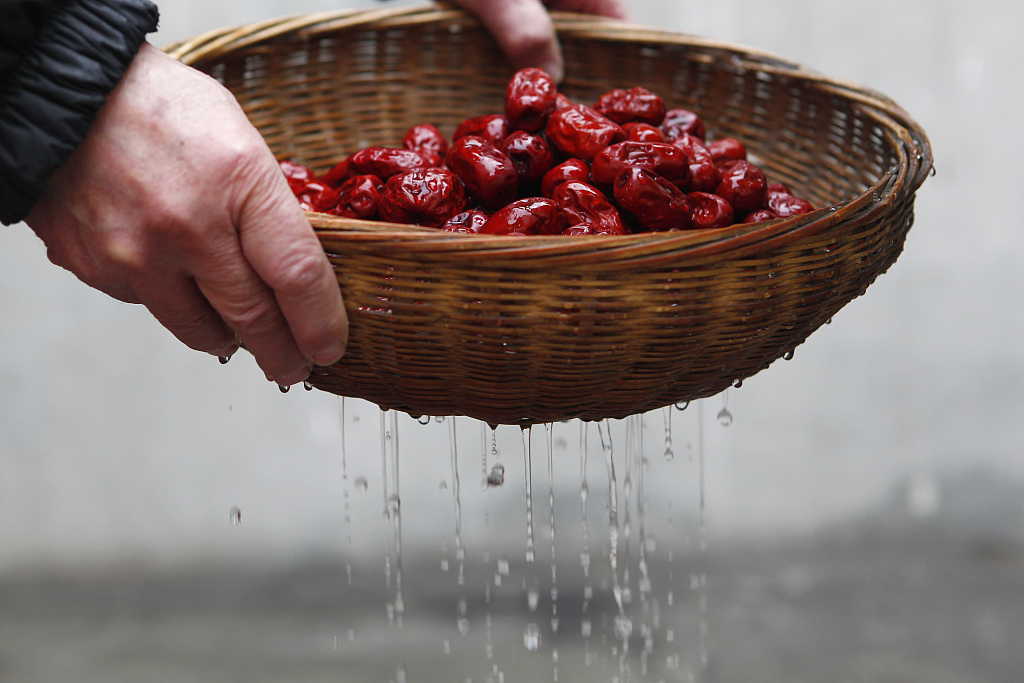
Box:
784;349;795;361
443;639;451;654
497;556;510;576
663;448;675;462
825;317;833;325
523;623;541;651
440;558;449;572
435;415;446;423
278;384;290;393
229;506;242;526
302;381;313;391
439;479;448;491
218;355;231;365
354;477;369;492
527;588;540;611
486;464;505;487
418;415;431;425
614;614;633;641
385;494;401;519
581;619;592;638
674;401;690;411
733;378;743;388
717;407;733;427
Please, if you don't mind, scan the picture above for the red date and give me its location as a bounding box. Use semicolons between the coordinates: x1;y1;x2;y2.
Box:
379;167;467;227
670;133;720;192
296;182;340;213
403;123;448;166
540;158;591;198
500;131;556;185
707;137;747;164
552;180;629;235
442;209;491;233
330;174;383;219
545;105;626;161
742;209;779;224
348;147;431;181
505;67;558;134
661;108;706;142
612;166;692;232
480;197;566;236
591;141;691;188
715;159;768;215
453;114;510;147
280;159;318;194
445;135;520;209
622;122;667;143
767;192;815;217
687;191;735;230
593;87;667;126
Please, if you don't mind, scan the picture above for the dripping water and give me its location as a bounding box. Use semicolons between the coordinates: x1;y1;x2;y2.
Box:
523;427;536;564
380;410;404;628
449;416;466;587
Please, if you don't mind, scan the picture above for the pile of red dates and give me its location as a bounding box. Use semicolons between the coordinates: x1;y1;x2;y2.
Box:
282;68;815;235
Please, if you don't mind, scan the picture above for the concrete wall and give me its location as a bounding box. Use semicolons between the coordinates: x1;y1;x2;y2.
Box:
1;0;1020;578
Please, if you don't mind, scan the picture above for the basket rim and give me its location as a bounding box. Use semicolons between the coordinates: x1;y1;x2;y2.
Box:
167;4;933;263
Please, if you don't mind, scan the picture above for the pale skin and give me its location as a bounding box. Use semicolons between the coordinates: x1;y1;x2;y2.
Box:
24;0;631;387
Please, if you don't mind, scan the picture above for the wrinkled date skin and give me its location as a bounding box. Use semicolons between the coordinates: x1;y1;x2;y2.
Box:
613;166;692;232
500;131;556;186
379;167;467;227
505;67;558;133
661;108;706;142
687;191;735;230
591;141;691;188
743;208;779;224
540;158;591;198
715;159;768;215
480;197;566;236
348;147;431;181
593;87;667;126
445;135;520;210
442;209;491;233
280;159;318;194
453;114;511;147
403;123;448;166
296;181;340;213
767;191;815;217
622;122;667;143
670;133;720;193
551;180;629;235
331;174;383;219
545;105;626;161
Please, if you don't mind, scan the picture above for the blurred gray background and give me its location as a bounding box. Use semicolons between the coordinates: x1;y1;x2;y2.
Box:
1;1;1021;682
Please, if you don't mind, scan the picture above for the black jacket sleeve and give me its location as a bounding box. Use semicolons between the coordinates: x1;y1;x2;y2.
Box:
0;0;159;225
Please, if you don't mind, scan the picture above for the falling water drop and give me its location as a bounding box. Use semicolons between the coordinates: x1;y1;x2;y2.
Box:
218;355;231;365
783;349;795;361
435;415;446;424
354;477;369;492
717;407;733;427
662;406;674;461
523;427;536;564
497;556;510;577
456;599;470;636
487;464;505;487
229;506;242;526
303;381;313;391
278;384;290;393
674;401;690;411
418;415;432;425
523;623;541;651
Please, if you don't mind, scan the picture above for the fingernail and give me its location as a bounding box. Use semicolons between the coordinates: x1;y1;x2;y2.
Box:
311;342;346;367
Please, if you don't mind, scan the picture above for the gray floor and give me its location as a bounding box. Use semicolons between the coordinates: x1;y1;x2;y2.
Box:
4;495;1023;683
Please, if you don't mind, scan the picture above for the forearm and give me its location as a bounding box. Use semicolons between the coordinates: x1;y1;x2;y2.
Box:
0;0;159;225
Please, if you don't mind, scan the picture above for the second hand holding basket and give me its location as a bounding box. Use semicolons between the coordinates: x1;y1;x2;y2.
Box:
168;5;932;426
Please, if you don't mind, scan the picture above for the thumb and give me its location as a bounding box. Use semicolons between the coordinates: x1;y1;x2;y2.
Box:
457;0;565;81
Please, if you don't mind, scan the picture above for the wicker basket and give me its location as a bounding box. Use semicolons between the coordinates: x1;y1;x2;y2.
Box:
167;4;932;426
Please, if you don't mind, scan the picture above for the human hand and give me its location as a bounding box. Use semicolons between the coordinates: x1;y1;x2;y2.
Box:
449;0;631;81
25;43;349;387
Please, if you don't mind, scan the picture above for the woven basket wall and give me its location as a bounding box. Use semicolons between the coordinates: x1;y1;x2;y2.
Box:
167;4;932;426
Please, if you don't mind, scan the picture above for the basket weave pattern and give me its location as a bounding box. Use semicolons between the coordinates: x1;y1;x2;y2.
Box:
168;5;932;425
